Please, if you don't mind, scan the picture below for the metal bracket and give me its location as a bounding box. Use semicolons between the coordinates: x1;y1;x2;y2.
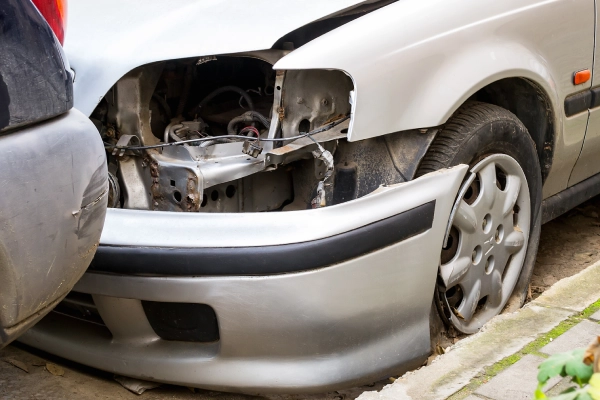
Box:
112;135;140;157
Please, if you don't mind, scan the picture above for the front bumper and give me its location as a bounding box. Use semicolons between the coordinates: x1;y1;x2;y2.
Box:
0;109;107;347
21;165;467;393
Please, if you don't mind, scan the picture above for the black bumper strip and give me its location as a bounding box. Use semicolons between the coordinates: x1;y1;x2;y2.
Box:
564;90;592;117
89;200;436;276
591;87;600;109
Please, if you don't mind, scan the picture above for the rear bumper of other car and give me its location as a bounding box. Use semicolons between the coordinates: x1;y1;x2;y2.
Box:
0;109;107;347
21;165;467;393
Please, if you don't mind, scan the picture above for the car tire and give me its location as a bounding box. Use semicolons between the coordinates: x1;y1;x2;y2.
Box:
417;101;542;334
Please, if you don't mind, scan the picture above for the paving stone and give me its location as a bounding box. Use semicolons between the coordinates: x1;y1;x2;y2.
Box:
474;355;560;400
541;320;600;355
589;309;600;321
546;377;576;397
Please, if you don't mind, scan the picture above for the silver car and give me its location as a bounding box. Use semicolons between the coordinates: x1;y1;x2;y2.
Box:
0;0;107;347
19;0;600;392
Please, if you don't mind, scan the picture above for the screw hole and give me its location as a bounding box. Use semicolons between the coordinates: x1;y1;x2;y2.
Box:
276;86;281;90
211;190;219;201
298;119;310;134
485;255;495;274
495;224;504;243
170;180;176;187
482;214;492;233
341;128;348;134
201;194;208;207
472;245;482;264
173;190;182;203
226;185;236;198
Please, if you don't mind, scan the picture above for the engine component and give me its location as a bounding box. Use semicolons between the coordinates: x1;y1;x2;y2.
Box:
242;140;263;158
227;111;270;135
96;54;357;213
107;172;121;208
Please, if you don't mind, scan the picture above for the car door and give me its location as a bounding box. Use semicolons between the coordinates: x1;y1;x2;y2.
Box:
568;0;600;185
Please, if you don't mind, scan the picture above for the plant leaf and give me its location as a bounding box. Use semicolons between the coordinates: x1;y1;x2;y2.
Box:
3;358;28;373
538;349;593;384
535;382;548;399
45;363;64;376
550;387;591;400
588;373;600;400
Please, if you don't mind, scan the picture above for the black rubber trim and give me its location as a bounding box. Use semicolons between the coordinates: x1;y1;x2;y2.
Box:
89;200;436;276
591;87;600;109
564;90;592;117
542;172;600;224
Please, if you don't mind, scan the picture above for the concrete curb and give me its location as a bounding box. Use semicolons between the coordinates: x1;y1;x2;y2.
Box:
357;259;600;400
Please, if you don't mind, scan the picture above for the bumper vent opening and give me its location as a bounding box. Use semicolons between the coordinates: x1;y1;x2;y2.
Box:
52;292;107;327
141;301;219;343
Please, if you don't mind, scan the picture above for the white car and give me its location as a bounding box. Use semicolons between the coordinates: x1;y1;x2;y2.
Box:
20;0;599;392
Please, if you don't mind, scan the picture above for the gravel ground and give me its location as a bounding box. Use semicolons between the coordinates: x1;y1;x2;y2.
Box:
2;196;600;399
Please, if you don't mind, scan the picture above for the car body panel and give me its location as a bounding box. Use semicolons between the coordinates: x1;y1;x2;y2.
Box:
64;0;374;116
569;1;600;186
21;165;468;392
0;0;72;133
274;0;595;197
0;109;108;346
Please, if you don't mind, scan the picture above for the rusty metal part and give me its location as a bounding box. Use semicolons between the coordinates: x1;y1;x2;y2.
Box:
147;147;203;212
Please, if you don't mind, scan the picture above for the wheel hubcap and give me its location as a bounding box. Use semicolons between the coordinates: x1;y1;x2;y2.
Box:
439;154;531;333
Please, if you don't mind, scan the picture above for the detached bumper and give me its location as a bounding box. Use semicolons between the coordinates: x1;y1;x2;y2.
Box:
0;109;107;347
21;165;467;393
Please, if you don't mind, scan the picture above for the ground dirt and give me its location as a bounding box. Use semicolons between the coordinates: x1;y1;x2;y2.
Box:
2;197;600;399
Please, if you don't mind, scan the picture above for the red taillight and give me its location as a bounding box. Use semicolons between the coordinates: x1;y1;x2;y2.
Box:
31;0;67;45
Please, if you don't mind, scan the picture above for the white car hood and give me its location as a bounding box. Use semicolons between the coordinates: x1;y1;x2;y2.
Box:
66;0;367;116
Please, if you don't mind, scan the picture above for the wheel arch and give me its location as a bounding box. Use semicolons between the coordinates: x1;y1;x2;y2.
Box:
471;77;556;184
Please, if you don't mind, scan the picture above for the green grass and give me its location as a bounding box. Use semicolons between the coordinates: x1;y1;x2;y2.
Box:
447;298;600;400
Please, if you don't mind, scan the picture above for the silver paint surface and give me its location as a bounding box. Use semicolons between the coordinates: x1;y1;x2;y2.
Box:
21;165;467;392
0;109;107;346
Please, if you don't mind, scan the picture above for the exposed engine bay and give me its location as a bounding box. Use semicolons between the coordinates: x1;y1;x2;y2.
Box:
95;51;423;214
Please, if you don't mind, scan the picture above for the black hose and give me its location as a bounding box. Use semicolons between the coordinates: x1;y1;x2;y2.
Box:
197;85;254;112
176;63;194;117
227;111;271;135
152;93;172;119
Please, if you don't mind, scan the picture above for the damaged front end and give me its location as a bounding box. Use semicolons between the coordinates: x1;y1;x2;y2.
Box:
96;51;364;215
22;51;474;392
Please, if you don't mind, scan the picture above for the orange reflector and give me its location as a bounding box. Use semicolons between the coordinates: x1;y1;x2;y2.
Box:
574;69;591;85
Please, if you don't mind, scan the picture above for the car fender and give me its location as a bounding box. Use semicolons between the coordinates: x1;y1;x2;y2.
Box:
274;0;573;142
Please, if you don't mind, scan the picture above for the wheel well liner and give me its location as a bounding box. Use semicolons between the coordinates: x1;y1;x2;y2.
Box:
473;78;555;183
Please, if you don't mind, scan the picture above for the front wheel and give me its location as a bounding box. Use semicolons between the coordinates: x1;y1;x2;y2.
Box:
417;102;542;334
